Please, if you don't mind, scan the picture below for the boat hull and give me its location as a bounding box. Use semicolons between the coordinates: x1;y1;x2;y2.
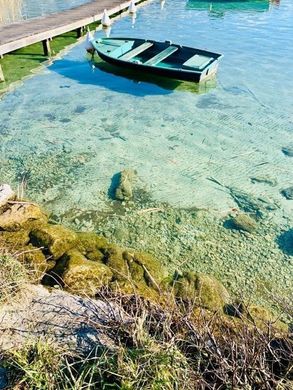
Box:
97;51;219;82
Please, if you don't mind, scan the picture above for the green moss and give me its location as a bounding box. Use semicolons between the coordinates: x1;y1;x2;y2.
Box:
61;249;113;296
173;272;230;312
0;31;78;93
30;224;77;260
77;232;109;261
0;229;30;247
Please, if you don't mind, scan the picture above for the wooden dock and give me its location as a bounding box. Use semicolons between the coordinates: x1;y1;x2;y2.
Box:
0;0;144;57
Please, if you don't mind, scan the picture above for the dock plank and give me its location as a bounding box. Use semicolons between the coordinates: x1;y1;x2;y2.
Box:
0;0;138;56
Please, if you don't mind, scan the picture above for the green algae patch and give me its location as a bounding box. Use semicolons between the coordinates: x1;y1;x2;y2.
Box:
30;224;77;260
0;31;77;94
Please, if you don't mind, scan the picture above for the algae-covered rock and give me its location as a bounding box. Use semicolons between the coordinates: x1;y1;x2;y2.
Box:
0;203;47;231
0;230;30;248
230;213;257;233
131;251;168;289
173;272;230;312
247;305;288;333
115;169;136;201
30;224;77;260
0;184;15;213
77;232;109;262
61;249;113;296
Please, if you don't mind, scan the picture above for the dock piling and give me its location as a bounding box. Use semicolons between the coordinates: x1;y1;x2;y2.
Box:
0;64;5;82
42;39;51;57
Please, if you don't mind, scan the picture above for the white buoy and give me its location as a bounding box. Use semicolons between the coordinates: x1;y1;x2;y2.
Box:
102;9;112;27
128;0;137;14
160;0;165;10
103;25;112;38
85;31;95;54
131;12;136;27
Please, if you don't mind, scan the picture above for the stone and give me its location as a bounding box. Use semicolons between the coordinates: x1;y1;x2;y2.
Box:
60;249;113;296
280;186;293;200
77;232;109;262
0;203;47;232
0;184;15;213
0;284;125;354
282;146;293;157
250;175;277;187
230;213;257;233
172;272;230;312
115;169;136;201
247;305;288;333
30;224;77;260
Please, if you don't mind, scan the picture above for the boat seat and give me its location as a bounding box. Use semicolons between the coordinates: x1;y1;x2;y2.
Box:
119;42;153;61
144;45;178;66
182;54;213;70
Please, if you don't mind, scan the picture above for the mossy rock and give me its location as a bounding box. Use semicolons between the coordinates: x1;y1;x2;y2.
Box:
229;213;257;233
172;272;230;312
247;305;288;333
30;224;77;260
131;251;168;289
60;249;113;296
77;232;112;262
18;244;48;281
0;230;30;248
0;203;47;232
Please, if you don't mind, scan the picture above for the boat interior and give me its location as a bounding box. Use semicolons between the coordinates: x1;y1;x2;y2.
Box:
97;39;220;71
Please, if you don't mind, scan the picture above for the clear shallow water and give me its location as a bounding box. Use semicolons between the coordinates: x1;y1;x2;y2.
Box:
0;0;292;221
0;0;292;303
0;0;94;24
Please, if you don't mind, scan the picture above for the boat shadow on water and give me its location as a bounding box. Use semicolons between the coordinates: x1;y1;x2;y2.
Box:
49;57;217;96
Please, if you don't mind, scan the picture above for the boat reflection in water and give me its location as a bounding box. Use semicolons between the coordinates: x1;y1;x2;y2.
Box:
186;0;271;14
91;57;218;95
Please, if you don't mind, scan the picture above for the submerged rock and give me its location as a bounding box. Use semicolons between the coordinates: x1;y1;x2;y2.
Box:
30;224;77;260
172;272;230;312
280;186;293;200
229;213;257;233
282;146;293;157
0;184;15;212
115;169;136;201
0;203;47;232
250;175;277;187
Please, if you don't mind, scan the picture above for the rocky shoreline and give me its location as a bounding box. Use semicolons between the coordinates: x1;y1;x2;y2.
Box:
0;183;290;329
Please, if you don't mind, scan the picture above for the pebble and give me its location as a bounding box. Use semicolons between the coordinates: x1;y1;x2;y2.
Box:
282;146;293;157
280;186;293;200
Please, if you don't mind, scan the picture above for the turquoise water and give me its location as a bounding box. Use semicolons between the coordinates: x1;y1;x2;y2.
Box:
0;0;292;303
0;0;94;24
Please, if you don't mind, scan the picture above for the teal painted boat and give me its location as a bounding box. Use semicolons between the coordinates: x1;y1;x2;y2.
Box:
89;37;223;83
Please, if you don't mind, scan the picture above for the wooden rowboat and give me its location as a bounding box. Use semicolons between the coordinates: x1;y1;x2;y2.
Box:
89;37;223;83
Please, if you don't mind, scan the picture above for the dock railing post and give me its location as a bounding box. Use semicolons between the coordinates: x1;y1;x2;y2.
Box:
0;64;5;83
42;39;51;57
